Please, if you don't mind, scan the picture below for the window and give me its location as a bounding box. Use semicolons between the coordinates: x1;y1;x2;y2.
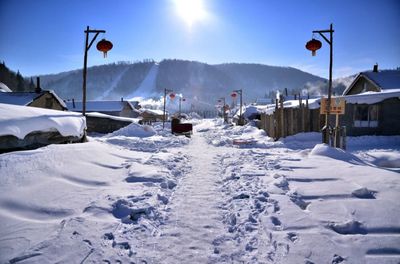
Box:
353;104;379;127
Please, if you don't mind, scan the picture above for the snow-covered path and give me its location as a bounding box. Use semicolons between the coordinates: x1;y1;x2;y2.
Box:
136;132;231;262
1;119;399;263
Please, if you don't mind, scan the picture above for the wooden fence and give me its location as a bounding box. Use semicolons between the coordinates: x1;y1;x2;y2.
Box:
259;99;323;140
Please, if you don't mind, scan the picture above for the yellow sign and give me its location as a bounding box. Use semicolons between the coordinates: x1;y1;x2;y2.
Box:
320;97;345;115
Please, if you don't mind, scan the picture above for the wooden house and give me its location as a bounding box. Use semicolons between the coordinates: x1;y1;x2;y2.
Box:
0;90;67;111
341;65;400;136
258;65;400;139
66;99;140;118
139;109;166;124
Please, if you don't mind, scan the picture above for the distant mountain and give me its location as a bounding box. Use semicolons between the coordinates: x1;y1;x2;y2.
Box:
36;59;352;104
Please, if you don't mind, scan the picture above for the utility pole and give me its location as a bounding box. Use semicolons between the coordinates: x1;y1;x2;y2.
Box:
82;26;106;116
163;88;173;129
233;89;243;125
311;23;334;144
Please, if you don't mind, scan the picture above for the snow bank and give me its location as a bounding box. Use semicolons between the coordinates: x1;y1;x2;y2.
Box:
200;119;274;148
106;123;156;138
310;143;365;164
0;103;86;139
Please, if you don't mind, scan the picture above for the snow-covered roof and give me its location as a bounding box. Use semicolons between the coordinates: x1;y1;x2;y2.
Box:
0;90;67;109
362;70;400;90
0;103;86;139
0;82;12;92
343;69;400;95
66;100;134;112
86;112;139;122
344;89;400;104
0;92;38;105
140;108;165;115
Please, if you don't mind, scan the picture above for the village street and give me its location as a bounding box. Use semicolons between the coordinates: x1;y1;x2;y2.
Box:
133;133;234;263
0;120;399;263
129;123;400;263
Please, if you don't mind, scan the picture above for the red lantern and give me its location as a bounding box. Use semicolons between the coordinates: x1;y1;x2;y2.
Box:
169;93;176;99
231;92;237;98
96;39;113;58
305;38;322;56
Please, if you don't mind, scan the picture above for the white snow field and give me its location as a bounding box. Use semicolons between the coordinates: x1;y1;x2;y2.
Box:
0;119;399;263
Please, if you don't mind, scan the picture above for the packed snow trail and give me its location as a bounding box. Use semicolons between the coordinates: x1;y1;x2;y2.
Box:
135;131;233;262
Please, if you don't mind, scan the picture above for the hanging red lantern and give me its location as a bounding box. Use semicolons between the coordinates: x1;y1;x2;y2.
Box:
96;39;113;58
231;92;237;98
169;93;176;99
305;38;322;56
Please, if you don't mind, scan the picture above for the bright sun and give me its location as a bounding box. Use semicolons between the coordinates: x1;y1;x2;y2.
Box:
173;0;207;28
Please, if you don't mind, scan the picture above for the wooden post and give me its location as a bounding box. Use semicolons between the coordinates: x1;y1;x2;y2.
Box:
334;114;340;147
163;88;167;129
275;99;279;139
289;108;294;136
82;26;105;116
280;99;284;138
82;26;89;116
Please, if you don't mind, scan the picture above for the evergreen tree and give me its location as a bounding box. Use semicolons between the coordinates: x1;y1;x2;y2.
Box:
16;71;25;92
29;77;36;91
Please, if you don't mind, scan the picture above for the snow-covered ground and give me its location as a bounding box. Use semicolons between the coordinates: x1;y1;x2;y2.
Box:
0;119;399;263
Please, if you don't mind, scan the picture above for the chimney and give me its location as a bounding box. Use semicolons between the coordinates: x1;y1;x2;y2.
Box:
72;98;75;108
373;63;378;73
121;97;123;102
35;77;42;93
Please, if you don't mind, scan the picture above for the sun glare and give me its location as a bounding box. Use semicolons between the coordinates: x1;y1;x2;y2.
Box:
173;0;207;28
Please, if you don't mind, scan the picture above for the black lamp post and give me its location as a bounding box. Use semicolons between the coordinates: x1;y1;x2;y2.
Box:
307;23;334;144
218;97;227;123
232;89;243;125
179;96;185;116
163;88;173;129
82;26;112;116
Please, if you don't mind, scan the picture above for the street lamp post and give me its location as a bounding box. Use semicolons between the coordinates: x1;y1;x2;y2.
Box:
163;88;173;129
179;96;185;116
232;89;243;125
82;26;108;116
308;23;334;144
218;97;227;123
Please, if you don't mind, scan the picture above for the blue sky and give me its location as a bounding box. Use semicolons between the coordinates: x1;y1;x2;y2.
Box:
0;0;399;78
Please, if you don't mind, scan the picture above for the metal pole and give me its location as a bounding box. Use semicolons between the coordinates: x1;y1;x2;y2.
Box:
179;97;182;116
163;88;167;129
82;26;89;116
312;24;334;144
240;89;243;124
82;26;105;116
327;23;333;145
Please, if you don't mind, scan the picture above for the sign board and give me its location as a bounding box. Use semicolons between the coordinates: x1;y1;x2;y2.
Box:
320;97;346;115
